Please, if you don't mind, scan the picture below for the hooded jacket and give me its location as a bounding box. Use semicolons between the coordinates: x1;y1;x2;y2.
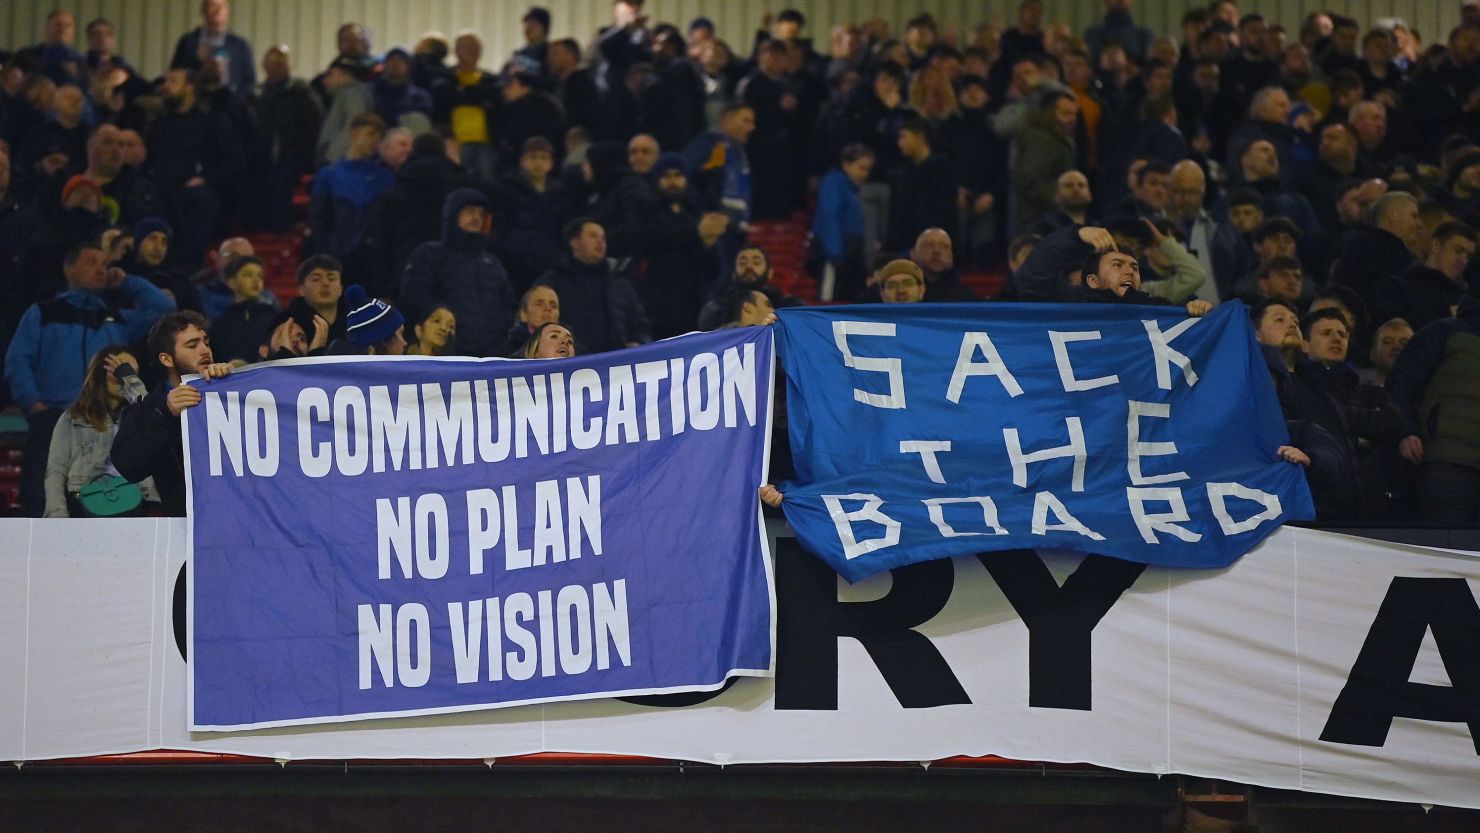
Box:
401;188;515;357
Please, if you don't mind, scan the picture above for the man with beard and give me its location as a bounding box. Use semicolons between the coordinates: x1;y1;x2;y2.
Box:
118;217;199;313
534;219;651;353
112;310;232;517
697;246;800;330
144;68;243;268
1014;223;1211;315
623;152;727;338
1032;169;1094;235
1299;123;1370;231
909;228;979;302
371;48;433;131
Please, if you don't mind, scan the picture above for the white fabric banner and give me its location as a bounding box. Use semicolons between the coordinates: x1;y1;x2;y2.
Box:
2;519;1478;809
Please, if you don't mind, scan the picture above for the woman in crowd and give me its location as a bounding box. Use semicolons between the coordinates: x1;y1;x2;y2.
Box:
44;345;159;517
406;304;458;357
522;322;575;359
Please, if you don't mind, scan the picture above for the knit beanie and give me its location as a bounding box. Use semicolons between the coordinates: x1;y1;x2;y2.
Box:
60;175;102;206
650;152;687;183
344;285;405;347
878;259;924;283
132;217;173;244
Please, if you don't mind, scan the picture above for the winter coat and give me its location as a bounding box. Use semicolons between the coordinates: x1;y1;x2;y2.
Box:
812;168;864;263
401;188;515;357
624;197;723;339
1328;225;1415;319
1011;113;1076;234
211;300;278;365
349;151;483;299
886;153;960;252
112;383;187;516
490;171;573;290
4;278;173;409
1386;296;1480;471
307;157;394;257
371;78;433;128
534;253;651;353
170;28;256;92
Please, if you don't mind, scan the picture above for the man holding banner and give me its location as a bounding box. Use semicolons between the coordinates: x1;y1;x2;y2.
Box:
770;295;1313;581
113;310;234;517
182;326;777;729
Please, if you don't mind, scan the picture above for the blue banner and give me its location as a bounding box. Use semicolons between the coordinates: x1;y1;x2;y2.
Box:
776;302;1313;581
185;328;776;730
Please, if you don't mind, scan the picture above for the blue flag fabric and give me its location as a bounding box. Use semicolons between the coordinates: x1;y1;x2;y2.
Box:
776;302;1313;582
185;328;775;730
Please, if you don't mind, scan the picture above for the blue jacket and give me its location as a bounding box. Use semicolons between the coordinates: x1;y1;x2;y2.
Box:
682;130;751;229
309;157;395;257
4;278;174;409
372;79;434;127
812;168;864;262
170;28;255;93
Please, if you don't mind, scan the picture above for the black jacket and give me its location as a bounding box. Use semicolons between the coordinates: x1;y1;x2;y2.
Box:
623;194;723;339
1328;226;1415;318
401;188;515;357
534;253;651;353
886;153;960;252
112;383;187;517
350;152;483;299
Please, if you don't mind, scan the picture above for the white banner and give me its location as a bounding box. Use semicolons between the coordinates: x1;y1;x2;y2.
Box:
2;520;1478;808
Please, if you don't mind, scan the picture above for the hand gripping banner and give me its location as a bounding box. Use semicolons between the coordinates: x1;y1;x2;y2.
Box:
184;328;776;729
776;302;1313;581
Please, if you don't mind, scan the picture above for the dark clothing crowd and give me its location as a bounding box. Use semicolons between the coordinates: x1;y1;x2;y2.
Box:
2;2;1480;526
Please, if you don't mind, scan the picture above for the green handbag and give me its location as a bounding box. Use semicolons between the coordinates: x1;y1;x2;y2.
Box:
77;475;143;518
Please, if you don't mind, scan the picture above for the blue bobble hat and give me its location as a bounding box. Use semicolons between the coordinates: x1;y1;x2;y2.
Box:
344;285;405;347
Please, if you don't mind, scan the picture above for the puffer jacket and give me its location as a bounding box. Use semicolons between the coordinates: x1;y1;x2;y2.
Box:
400;188;515;357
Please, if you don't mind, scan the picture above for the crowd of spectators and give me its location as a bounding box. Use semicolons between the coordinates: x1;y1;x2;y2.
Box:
1;0;1479;526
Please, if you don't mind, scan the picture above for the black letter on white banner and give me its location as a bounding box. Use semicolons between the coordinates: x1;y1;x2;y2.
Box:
1319;577;1480;753
978;551;1146;711
775;539;970;709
